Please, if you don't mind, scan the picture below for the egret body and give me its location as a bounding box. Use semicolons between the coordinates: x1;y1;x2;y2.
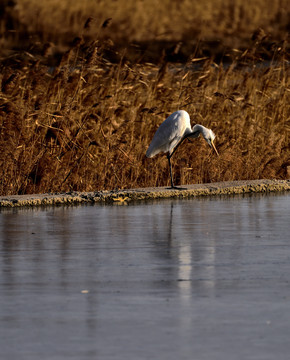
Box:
146;110;218;188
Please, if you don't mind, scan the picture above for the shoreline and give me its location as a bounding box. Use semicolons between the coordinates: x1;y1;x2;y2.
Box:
0;179;289;208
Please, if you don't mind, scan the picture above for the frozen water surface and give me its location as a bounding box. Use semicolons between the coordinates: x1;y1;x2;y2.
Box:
1;193;290;360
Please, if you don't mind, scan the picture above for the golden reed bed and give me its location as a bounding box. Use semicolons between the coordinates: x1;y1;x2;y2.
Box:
0;0;289;195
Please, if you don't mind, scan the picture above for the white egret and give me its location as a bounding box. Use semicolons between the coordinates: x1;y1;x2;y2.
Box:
146;110;219;189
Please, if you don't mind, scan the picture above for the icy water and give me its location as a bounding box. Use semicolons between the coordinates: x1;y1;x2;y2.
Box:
1;193;290;360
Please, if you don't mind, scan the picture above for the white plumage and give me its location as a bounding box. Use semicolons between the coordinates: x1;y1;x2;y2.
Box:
146;110;191;157
146;110;218;188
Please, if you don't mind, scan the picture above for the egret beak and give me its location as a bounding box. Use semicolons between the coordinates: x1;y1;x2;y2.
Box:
211;140;219;156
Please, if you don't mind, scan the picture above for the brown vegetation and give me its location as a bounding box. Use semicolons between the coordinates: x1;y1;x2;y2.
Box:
0;1;289;195
1;0;289;56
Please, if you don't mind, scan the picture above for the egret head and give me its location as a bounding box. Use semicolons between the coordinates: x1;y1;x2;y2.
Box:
190;124;219;156
205;129;219;156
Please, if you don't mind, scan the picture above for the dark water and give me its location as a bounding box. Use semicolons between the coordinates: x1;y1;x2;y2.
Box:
1;193;290;360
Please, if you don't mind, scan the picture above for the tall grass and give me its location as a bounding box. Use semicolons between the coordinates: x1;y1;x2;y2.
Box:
1;0;289;60
10;0;290;42
0;1;289;195
0;36;289;195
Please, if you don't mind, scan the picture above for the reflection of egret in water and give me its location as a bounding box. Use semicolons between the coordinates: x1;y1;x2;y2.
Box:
165;201;217;299
177;244;192;298
164;201;193;298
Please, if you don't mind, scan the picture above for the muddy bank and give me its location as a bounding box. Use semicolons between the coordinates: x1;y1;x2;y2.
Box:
0;179;289;208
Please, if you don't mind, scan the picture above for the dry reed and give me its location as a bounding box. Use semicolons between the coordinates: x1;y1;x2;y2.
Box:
0;1;289;194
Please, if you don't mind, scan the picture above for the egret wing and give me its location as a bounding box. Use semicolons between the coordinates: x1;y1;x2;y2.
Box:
146;111;187;157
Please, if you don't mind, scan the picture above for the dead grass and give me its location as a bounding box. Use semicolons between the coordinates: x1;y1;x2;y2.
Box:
1;0;289;62
8;0;290;42
0;36;289;195
0;1;289;194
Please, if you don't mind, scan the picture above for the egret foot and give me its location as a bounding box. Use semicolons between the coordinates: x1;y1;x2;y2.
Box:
167;186;187;190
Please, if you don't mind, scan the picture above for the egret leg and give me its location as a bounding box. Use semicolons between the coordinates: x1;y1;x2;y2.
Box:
167;154;176;189
166;136;192;189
